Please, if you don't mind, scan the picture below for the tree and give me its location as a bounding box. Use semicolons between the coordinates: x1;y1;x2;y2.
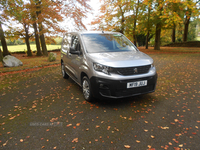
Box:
23;23;32;56
2;0;35;56
166;1;184;43
0;0;10;56
91;0;128;33
129;0;141;46
0;48;3;62
35;0;48;56
182;0;199;42
152;0;163;50
0;23;10;57
2;0;92;57
32;14;43;56
145;4;151;49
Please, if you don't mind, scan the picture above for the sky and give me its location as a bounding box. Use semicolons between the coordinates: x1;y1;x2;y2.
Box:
62;0;101;32
83;0;101;31
1;0;102;34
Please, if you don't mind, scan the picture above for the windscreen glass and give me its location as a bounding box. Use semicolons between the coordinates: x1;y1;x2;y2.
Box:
81;34;137;53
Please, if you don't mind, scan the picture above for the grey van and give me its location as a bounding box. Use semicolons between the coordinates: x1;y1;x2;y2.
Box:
61;31;157;101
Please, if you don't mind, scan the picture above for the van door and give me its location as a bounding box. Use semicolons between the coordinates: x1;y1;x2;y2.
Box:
67;34;83;82
61;33;74;77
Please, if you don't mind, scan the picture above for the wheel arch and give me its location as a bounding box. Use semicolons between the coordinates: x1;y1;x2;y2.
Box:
81;72;88;85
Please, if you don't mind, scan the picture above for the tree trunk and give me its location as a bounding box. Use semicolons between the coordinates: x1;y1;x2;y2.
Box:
172;23;176;43
183;16;190;42
39;24;48;56
154;22;161;50
133;0;139;46
119;5;125;34
0;23;10;57
0;48;3;62
36;0;48;56
133;20;137;46
24;24;32;56
31;0;42;56
146;5;151;49
33;21;43;56
146;31;149;49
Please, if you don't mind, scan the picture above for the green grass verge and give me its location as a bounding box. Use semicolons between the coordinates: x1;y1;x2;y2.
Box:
1;44;61;53
0;52;61;73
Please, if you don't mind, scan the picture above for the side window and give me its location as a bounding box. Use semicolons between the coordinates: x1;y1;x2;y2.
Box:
62;34;71;52
71;35;81;51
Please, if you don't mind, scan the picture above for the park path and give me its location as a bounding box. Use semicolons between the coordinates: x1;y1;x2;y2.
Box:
0;53;200;149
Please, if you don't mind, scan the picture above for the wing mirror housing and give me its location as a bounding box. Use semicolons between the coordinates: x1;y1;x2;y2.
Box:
70;47;81;55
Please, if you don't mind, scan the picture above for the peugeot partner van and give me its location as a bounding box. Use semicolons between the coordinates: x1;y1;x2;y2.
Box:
61;31;157;101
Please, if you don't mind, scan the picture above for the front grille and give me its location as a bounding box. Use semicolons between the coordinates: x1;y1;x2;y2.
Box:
112;65;151;76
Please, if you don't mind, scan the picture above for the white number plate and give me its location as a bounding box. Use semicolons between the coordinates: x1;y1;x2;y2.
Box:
127;80;147;88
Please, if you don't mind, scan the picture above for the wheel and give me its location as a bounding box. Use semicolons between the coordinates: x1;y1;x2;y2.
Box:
82;76;93;102
61;62;69;79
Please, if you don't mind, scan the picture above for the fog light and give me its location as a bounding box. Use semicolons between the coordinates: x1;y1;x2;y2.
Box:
99;83;109;89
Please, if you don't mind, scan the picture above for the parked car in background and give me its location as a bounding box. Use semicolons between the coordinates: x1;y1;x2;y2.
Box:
61;31;157;101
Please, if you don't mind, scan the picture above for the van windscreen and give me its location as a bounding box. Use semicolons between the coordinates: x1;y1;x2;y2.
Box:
81;34;137;53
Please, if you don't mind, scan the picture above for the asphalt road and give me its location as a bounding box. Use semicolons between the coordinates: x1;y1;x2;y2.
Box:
0;53;200;150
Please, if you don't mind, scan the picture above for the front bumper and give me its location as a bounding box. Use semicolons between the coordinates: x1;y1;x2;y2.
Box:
90;74;157;99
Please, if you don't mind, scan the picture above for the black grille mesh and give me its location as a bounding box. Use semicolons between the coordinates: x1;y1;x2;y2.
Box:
112;65;151;76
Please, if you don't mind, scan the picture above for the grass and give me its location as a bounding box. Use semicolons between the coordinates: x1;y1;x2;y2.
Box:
196;36;200;41
0;51;60;73
0;47;200;74
0;44;61;53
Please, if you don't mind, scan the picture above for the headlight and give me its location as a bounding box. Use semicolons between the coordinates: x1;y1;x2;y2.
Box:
151;62;155;68
93;63;111;75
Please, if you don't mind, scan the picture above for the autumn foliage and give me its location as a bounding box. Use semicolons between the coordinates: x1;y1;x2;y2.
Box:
0;0;91;56
91;0;199;50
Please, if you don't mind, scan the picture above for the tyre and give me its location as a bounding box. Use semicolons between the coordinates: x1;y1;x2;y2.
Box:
61;62;69;79
82;76;93;102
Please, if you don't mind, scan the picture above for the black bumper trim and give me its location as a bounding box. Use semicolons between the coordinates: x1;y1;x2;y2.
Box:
90;74;157;99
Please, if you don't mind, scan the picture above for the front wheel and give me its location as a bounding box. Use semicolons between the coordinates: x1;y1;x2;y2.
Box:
61;62;69;79
82;76;93;102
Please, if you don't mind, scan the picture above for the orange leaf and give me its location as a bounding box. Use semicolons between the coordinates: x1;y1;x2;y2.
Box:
72;138;78;143
124;145;131;149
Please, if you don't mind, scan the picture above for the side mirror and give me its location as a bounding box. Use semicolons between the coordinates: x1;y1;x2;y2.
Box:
70;47;81;55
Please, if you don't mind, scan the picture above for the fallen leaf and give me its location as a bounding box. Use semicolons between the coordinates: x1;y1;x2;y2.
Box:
76;123;81;126
179;144;183;147
136;140;140;143
72;138;78;143
151;135;155;139
192;132;197;135
66;124;72;127
174;119;179;122
3;141;8;146
161;126;169;129
124;145;131;149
